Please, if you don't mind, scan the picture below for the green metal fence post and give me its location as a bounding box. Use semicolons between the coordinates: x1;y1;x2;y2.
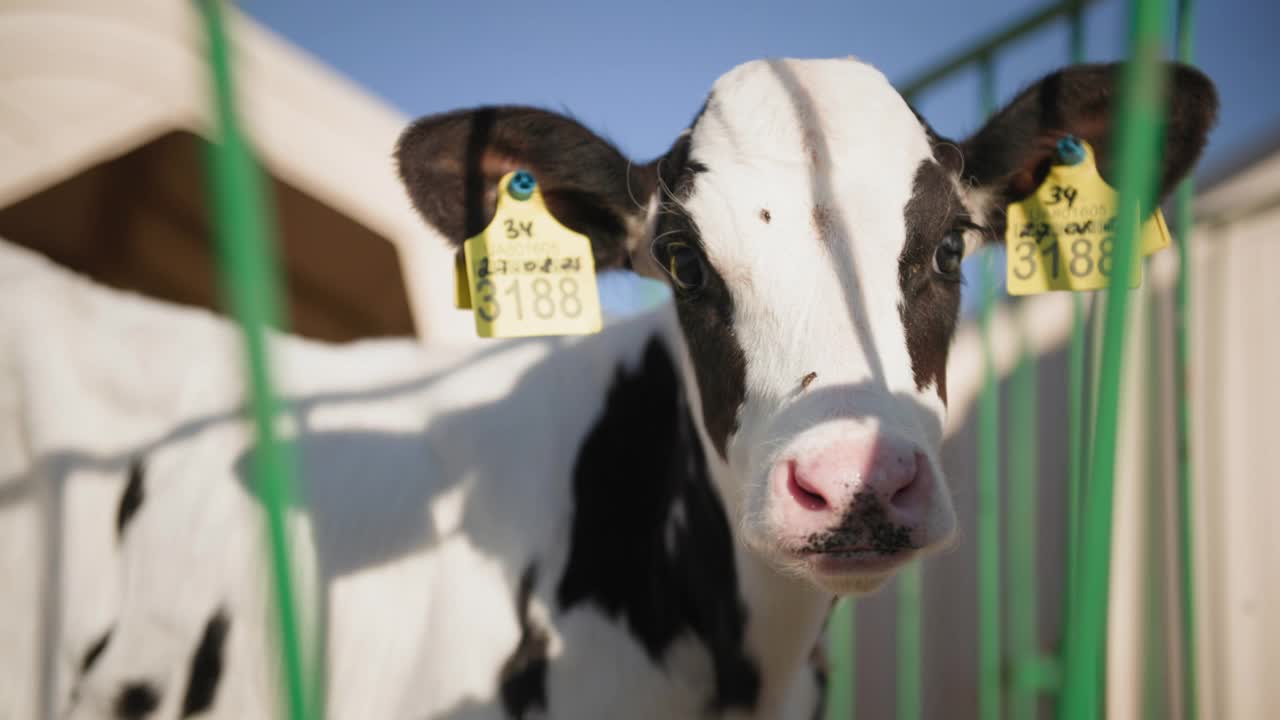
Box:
198;2;310;719
1140;290;1172;719
1009;341;1041;719
826;599;856;720
1064;0;1090;651
897;566;922;720
1172;1;1200;717
1060;0;1172;717
976;52;1003;720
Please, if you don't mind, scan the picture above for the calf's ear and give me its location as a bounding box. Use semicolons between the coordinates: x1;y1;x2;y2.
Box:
958;62;1218;237
395;106;658;270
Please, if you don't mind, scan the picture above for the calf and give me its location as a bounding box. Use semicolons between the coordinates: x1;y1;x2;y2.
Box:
2;57;1215;719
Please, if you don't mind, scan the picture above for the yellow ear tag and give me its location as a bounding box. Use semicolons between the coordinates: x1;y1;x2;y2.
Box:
1004;139;1173;296
460;170;602;337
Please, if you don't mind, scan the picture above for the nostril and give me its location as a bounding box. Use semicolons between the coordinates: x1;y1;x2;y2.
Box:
890;481;914;508
888;452;927;509
787;461;829;511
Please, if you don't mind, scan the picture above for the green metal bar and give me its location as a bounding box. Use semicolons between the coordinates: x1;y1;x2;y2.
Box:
1060;0;1172;716
900;0;1096;100
897;564;922;720
1009;345;1040;719
198;3;309;719
1063;2;1088;695
976;53;1002;720
826;599;856;720
1141;305;1170;720
1173;1;1200;717
1070;1;1087;64
1065;294;1087;613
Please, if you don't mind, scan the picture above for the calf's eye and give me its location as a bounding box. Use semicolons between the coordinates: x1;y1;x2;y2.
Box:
665;241;706;291
932;230;965;278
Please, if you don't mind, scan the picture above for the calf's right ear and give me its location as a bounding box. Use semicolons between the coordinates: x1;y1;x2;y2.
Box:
395;106;658;270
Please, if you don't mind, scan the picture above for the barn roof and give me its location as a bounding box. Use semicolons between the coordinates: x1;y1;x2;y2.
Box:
0;0;469;341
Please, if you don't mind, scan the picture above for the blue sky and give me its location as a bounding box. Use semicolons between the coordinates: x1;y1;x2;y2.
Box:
245;0;1279;177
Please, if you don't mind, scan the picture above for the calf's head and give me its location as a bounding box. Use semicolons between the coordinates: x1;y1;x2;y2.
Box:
396;58;1216;594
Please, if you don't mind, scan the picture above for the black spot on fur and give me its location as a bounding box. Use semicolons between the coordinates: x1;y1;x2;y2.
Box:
117;459;145;540
897;160;964;403
115;683;159;719
802;492;913;555
558;338;760;712
81;627;113;674
499;564;550;719
652;154;746;459
180;610;229;717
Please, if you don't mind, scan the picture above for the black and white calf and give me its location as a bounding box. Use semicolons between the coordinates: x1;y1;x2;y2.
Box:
1;57;1215;719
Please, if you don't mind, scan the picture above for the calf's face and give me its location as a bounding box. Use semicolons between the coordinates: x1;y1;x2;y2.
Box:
650;60;965;593
396;57;1216;594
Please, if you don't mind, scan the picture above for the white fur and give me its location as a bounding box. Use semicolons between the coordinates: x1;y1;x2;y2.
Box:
1;57;969;719
0;239;823;719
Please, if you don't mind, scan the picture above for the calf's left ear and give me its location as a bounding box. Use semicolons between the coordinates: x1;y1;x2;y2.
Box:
958;62;1218;237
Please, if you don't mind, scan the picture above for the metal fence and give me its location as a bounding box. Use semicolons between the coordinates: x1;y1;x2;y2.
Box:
196;0;1201;718
823;0;1202;718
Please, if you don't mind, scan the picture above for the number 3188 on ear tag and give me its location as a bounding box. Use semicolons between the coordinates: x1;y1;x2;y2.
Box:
461;171;603;338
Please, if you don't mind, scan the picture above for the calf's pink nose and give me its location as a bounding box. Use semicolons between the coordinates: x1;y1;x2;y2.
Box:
776;436;931;536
